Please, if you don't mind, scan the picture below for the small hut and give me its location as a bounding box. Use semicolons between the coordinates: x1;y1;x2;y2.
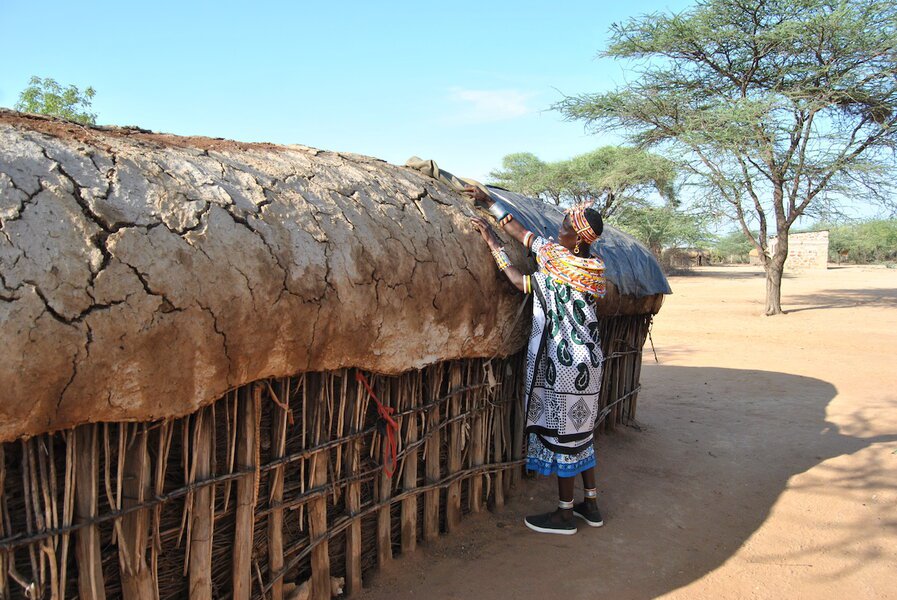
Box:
0;111;669;600
662;247;709;270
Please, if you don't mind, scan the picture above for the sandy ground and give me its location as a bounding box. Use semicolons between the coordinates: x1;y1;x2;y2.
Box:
359;265;897;600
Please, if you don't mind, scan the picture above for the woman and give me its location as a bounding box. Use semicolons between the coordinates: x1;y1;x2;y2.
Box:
464;185;606;536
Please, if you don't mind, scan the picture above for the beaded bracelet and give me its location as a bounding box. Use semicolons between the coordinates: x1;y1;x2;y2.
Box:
522;275;532;294
491;247;511;271
498;213;514;227
523;231;534;249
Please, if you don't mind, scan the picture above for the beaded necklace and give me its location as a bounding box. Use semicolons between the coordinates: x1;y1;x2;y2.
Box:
537;242;606;297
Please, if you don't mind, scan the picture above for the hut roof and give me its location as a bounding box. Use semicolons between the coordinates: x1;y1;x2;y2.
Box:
0;110;666;441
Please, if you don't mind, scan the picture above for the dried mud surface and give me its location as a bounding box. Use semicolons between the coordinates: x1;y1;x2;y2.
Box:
1;111;540;441
361;265;897;600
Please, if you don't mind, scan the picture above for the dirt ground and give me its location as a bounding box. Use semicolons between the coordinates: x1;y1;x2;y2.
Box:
360;265;897;600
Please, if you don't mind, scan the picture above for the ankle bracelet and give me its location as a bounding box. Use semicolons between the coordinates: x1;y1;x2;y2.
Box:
584;488;598;499
558;499;574;510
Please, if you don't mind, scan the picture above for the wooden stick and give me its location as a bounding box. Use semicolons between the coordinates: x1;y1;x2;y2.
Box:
233;385;260;600
501;356;516;498
0;444;8;600
75;425;106;600
42;434;63;600
34;435;58;600
629;316;648;421
118;424;155;600
223;391;238;515
308;375;331;600
400;372;419;554
423;366;441;543
344;376;363;596
445;363;463;532
376;378;393;567
510;358;526;490
23;439;46;592
188;408;214;600
469;362;485;514
56;434;73;599
268;378;289;600
150;421;172;600
490;382;505;510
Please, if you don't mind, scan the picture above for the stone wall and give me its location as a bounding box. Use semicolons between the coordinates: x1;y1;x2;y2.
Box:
770;231;829;270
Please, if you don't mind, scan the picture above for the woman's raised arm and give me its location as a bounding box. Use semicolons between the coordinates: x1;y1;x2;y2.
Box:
462;186;533;248
469;217;526;292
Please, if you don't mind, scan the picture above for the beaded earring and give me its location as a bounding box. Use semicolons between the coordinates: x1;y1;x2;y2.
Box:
574;236;581;254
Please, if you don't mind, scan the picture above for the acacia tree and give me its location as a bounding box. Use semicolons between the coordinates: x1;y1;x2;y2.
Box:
556;0;897;314
615;203;711;258
488;152;566;204
15;76;97;125
489;146;676;218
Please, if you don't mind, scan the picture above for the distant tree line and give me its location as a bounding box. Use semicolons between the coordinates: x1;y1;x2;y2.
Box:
708;220;897;265
824;220;897;264
489;147;711;258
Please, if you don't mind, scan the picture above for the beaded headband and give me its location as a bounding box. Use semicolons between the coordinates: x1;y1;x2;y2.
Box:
567;202;599;245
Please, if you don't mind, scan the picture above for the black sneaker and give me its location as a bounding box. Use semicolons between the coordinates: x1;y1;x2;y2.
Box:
572;501;604;527
523;511;578;535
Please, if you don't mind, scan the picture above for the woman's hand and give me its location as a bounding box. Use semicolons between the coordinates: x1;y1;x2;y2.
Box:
471;217;526;292
462;185;493;207
470;216;501;249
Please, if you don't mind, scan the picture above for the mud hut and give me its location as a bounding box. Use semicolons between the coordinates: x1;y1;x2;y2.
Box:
661;247;710;270
0;110;669;600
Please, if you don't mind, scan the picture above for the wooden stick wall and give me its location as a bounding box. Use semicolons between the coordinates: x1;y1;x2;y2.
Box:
0;315;652;600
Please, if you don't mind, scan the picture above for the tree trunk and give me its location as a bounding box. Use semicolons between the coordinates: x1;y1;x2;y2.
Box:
764;262;784;315
764;235;788;316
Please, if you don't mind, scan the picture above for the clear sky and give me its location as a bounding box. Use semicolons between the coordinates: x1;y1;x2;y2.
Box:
0;0;695;183
4;0;887;226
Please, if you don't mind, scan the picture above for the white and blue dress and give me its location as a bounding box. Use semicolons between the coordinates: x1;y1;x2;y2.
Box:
523;236;604;477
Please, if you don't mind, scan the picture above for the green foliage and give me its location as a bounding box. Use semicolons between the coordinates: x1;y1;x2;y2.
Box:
555;0;897;313
488;153;562;203
614;203;711;257
709;230;756;263
489;146;677;217
821;219;897;263
15;76;97;125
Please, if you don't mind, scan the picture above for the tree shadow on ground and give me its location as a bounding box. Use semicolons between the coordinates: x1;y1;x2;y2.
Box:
360;365;897;600
785;288;897;313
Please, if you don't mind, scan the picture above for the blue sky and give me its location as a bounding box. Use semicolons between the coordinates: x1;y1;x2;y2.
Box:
0;0;694;182
3;0;887;225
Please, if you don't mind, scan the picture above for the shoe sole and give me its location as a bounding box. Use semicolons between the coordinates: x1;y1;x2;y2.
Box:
573;512;604;527
524;519;577;535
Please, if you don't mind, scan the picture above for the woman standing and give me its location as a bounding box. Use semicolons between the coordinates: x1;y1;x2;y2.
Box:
465;186;606;536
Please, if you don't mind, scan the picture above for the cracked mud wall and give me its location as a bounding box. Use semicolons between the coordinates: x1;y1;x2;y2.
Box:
0;111;538;442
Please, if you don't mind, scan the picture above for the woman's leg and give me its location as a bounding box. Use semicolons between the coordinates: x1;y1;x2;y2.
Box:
580;466;598;510
557;474;575;519
573;465;603;526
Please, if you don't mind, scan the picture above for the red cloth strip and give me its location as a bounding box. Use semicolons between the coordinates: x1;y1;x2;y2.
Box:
356;371;399;478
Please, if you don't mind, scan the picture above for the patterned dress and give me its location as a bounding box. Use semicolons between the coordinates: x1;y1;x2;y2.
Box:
523;236;605;477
